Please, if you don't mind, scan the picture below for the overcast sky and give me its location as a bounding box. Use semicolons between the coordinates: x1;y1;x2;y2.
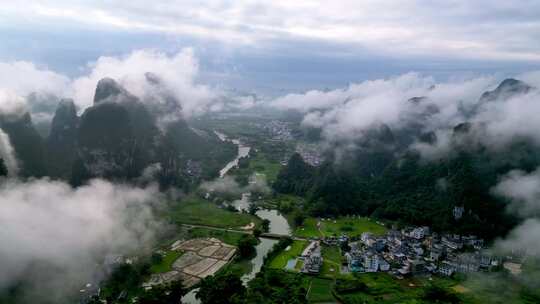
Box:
1;1;540;95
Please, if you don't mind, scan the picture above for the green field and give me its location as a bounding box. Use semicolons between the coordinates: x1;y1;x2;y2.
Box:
150;250;183;273
335;273;422;303
308;277;335;303
248;152;282;183
168;196;260;229
319;245;342;278
294;217;387;238
268;240;308;270
186;227;249;246
229;150;283;184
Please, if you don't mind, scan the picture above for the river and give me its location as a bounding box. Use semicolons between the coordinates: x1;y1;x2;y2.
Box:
182;132;291;304
215;131;251;178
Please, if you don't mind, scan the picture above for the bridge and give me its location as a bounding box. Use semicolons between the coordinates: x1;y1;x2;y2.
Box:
259;232;290;239
179;224;303;240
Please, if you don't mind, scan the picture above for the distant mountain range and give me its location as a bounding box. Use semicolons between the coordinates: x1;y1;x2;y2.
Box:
275;78;537;239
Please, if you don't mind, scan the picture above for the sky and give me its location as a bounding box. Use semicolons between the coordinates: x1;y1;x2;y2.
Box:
1;1;540;95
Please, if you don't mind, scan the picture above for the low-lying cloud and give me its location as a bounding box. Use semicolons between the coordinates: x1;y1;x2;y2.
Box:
492;168;540;218
271;72;540;159
491;167;540;256
0;178;160;302
72;48;219;118
0;48;236;126
200;173;271;197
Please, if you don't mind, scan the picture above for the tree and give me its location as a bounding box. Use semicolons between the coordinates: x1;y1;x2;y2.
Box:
151;252;163;265
422;284;461;304
248;203;258;215
293;211;306;227
244;269;308;304
139;280;186;304
237;235;258;258
253;228;262;238
196;272;246;304
261;219;271;233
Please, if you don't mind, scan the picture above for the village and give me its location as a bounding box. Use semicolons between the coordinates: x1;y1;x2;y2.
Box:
294;220;526;280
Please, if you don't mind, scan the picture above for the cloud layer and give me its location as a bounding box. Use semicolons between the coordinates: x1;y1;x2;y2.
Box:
72;48;218;117
0;48;229;127
0;178;159;301
2;1;540;62
271;72;540;160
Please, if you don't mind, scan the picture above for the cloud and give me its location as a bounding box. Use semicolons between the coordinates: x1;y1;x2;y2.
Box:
272;73;434;140
0;61;70;97
200;173;270;196
2;1;540;62
0;62;70;121
0;49;232;125
270;71;540;161
271;73;493;142
494;219;540;256
72;48;220;118
0;178;160;302
492;168;540;218
490;168;540;256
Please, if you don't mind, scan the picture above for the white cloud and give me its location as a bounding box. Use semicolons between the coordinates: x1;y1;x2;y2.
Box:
2;1;540;61
492;168;540;218
0;49;227;122
495;219;540;256
0;178;159;300
200;173;270;196
0;62;70;119
0;61;70;97
271;71;540;159
72;48;220;117
272;73;493;142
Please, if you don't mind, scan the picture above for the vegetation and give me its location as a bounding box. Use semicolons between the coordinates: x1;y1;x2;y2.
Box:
167;196;259;229
194;268;309;304
308;277;335;303
274;145;521;239
294;217;387;238
262;237;293;268
244;269;309;304
150;251;183;273
99;262;152;303
332;273;464;304
186;227;249;246
237;235;258;258
196;271;246;304
268;240;308;270
137;280;186;304
319;245;342;278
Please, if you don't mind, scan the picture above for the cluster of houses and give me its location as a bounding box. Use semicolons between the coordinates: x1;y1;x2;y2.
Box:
295;143;324;167
339;226;501;278
300;241;323;274
263;120;294;141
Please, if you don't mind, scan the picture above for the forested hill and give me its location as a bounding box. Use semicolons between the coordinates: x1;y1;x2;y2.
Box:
0;77;236;190
274;79;537;240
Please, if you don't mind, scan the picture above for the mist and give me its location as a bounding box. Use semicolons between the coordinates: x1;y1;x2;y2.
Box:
0;49;236;128
270;72;540;160
200;173;271;197
0;178;160;303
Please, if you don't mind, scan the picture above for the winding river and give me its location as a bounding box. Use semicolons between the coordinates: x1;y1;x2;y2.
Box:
182;132;291;303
